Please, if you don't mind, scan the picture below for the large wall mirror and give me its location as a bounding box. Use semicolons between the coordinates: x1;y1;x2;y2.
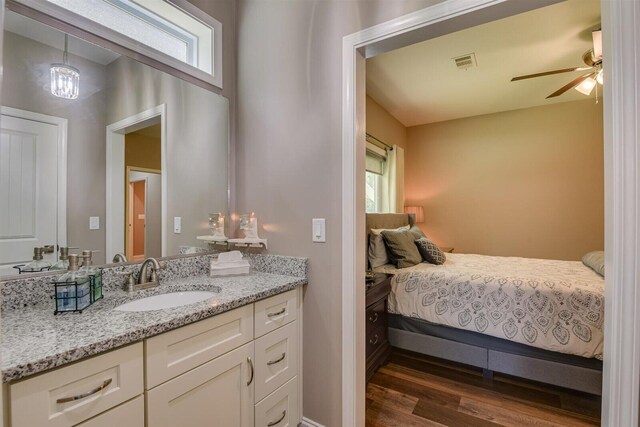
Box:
0;7;229;276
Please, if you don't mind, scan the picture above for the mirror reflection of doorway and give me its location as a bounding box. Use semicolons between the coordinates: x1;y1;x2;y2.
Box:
124;123;161;260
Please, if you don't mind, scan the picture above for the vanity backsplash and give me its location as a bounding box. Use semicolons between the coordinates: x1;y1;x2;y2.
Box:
1;253;308;311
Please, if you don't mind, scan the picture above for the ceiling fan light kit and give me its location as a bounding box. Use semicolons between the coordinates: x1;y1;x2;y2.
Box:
511;29;602;99
575;77;597;96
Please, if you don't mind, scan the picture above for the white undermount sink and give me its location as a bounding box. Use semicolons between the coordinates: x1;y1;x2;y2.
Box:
114;291;217;312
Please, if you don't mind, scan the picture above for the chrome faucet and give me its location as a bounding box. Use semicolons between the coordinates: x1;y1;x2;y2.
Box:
112;253;128;263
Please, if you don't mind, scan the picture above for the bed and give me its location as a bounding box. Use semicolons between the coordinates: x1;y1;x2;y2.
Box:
367;213;604;395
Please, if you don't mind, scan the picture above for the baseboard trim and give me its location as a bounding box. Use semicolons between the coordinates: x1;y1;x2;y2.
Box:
300;416;326;427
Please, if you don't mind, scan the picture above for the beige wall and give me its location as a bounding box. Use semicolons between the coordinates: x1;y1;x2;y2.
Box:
236;1;441;425
366;95;407;150
405;99;604;261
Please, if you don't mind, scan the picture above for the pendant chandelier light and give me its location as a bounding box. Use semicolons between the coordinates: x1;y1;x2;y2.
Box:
50;34;79;99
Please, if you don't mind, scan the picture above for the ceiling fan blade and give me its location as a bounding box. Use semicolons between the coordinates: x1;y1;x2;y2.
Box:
546;72;597;98
511;67;592;81
592;29;602;59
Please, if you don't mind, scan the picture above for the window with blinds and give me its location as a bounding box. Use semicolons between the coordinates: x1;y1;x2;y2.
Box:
365;141;386;213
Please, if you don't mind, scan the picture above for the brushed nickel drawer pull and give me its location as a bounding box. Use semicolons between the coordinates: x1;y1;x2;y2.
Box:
369;334;379;345
247;357;254;386
267;307;286;317
267;352;286;366
267;410;287;426
368;312;379;323
56;378;112;404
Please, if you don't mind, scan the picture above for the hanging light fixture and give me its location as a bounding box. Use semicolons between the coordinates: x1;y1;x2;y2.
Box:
50;34;79;99
574;76;597;96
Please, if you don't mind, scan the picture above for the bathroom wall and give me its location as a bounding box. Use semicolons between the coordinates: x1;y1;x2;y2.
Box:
236;1;443;425
186;0;237;216
2;31;108;263
106;56;229;254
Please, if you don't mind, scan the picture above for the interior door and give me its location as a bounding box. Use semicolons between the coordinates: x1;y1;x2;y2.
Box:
0;114;59;272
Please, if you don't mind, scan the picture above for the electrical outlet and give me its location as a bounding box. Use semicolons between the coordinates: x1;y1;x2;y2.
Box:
174;217;182;234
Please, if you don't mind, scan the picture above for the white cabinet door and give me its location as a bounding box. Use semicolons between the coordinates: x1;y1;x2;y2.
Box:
147;342;254;427
0;111;62;272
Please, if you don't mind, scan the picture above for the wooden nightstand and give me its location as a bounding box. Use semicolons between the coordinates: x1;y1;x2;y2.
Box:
366;273;392;382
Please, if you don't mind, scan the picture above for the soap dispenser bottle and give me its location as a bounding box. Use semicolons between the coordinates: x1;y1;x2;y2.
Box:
56;254;90;311
80;250;102;302
21;247;52;273
50;247;73;271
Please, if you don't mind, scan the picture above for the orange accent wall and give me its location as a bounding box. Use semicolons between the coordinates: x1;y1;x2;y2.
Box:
404;99;604;261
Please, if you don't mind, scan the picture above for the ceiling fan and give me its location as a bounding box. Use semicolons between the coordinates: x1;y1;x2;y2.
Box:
511;29;602;99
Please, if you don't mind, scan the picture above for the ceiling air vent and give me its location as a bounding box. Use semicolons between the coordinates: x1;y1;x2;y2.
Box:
453;53;477;70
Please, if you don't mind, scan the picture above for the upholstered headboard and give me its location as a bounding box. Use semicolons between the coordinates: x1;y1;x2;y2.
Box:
366;213;415;235
365;213;415;269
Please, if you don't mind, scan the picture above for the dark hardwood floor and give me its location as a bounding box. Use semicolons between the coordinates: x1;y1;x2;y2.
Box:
366;349;601;427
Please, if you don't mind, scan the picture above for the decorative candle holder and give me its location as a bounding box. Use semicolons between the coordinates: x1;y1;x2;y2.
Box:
240;212;259;239
208;213;227;239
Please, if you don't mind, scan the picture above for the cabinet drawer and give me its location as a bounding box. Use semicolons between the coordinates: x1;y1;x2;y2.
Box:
10;343;143;427
255;321;298;402
366;298;385;328
254;290;297;338
146;304;253;389
147;342;254;427
76;396;144;427
255;377;299;427
366;322;387;358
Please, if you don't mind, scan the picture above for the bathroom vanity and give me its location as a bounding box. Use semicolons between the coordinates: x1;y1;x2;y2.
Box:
1;254;307;427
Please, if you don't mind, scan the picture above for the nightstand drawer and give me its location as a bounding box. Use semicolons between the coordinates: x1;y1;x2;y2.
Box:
366;322;387;357
366;298;385;327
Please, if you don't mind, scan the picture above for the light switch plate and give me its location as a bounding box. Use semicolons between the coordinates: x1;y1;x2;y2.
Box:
89;216;100;230
174;217;181;234
312;218;326;242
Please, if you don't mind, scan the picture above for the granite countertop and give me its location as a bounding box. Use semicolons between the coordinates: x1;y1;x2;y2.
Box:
2;272;306;383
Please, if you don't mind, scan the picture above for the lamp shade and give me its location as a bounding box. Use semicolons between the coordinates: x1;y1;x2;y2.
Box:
404;206;424;223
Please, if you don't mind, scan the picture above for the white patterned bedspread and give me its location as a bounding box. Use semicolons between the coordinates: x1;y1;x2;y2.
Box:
375;253;604;359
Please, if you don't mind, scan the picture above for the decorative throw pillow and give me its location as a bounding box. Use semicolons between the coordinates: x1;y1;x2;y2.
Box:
380;229;423;269
409;225;426;239
415;237;447;265
368;225;409;268
582;250;604;277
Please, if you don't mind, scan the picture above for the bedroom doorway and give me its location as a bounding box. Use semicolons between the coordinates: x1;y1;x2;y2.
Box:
342;1;640;427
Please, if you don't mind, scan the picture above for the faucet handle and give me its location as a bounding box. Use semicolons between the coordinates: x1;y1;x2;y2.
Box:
114;270;136;292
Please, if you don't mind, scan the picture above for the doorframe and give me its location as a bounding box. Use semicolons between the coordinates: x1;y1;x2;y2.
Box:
105;104;167;261
342;1;640;427
126;166;161;260
1;106;68;251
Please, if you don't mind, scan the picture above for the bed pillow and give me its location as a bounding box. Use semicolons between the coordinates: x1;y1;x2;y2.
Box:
380;229;423;269
415;237;447;265
409;225;426;239
582;251;604;277
368;225;410;268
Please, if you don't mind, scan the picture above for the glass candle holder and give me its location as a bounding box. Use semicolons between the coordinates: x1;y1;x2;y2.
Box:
240;213;258;239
